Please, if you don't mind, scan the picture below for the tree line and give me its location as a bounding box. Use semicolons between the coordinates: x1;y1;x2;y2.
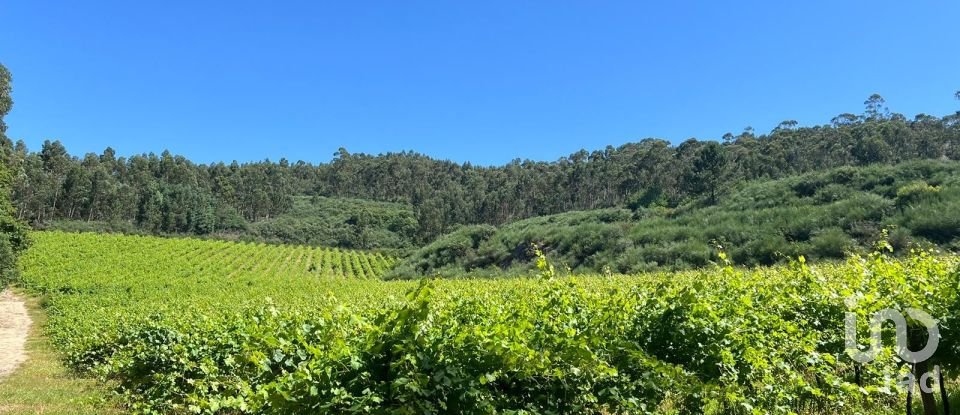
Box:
3;62;960;244
0;64;30;284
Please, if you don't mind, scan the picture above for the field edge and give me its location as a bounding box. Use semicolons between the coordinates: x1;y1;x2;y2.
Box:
0;289;122;415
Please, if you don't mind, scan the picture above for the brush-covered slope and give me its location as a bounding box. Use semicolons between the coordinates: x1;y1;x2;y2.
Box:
389;160;960;277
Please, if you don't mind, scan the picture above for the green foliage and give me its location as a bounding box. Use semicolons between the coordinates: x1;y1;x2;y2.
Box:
7;90;960;247
900;199;960;244
809;227;854;259
19;231;960;413
895;180;940;208
0;62;30;286
626;186;667;210
0;173;29;285
387;224;496;277
252;196;417;251
395;161;960;276
683;141;728;204
0;64;12;133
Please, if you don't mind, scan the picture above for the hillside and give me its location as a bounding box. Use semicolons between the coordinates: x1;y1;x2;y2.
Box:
5;93;960;247
11;229;960;414
390;160;960;277
23;231;396;285
250;196;418;251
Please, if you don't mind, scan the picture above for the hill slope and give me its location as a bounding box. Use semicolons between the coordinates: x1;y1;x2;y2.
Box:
13;228;960;413
6;93;960;245
23;232;397;286
390;160;960;277
250;196;418;251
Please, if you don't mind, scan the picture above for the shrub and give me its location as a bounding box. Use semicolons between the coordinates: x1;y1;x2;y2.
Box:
733;235;793;266
809;228;854;259
895;180;940;208
888;226;914;252
814;183;852;204
901;202;960;244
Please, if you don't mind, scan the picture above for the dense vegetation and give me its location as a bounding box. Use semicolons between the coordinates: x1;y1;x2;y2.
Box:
0;63;30;285
250;196;418;251
25;231;395;283
390;160;960;277
5;64;960;246
6;61;960;413
35;196;419;253
16;231;960;414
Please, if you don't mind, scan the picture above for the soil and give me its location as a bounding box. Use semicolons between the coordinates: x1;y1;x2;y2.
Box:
0;289;30;379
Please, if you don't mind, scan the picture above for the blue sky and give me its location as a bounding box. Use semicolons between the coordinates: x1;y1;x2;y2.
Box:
2;1;958;165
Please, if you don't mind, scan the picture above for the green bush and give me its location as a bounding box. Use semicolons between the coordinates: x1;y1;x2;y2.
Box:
887;226;915;252
809;227;854;259
901;201;960;244
895;180;940;208
42;219;142;235
253;196;418;250
814;183;852;204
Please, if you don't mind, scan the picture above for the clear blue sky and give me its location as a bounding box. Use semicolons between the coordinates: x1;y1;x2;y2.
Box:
2;1;958;166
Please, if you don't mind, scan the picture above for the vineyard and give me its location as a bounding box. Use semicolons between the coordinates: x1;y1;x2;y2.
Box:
15;231;960;414
21;231;396;283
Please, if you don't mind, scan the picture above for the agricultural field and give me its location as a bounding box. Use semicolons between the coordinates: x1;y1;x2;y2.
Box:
6;231;960;414
3;3;960;414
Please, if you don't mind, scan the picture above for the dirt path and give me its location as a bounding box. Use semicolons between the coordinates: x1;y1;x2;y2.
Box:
0;289;30;379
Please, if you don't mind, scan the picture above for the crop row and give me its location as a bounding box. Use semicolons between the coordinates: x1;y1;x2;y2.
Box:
20;231;396;289
17;231;960;414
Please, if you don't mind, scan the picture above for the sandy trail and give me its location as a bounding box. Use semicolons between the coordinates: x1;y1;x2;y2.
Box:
0;289;30;379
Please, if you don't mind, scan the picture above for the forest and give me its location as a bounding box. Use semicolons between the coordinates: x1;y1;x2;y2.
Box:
3;88;960;251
